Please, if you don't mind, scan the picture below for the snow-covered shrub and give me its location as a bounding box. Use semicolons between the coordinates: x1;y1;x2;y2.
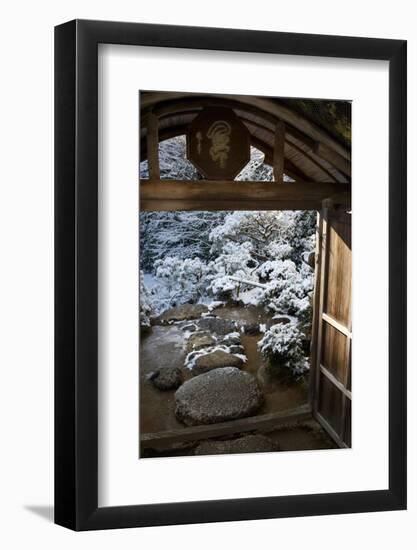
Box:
210;210;291;260
236;147;294;182
255;259;313;323
206;241;255;298
258;323;309;377
265;240;293;261
236;148;274;181
207;214;315;320
140;135;199;181
139;270;153;330
284;210;316;266
154;256;208;308
139;210;227;271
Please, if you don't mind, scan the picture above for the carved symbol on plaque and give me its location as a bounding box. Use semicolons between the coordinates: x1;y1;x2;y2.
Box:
187;107;250;180
206;121;231;168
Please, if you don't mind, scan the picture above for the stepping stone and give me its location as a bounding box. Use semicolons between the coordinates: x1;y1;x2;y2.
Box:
198;316;237;335
185;331;216;353
193;349;243;375
150;366;182;390
228;345;245;355
175;367;263;425
194;434;277;456
156;304;209;324
221;331;241;346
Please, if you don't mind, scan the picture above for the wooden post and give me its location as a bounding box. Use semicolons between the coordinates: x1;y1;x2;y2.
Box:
309;212;322;410
146;111;160;180
312;199;333;415
273;120;285;183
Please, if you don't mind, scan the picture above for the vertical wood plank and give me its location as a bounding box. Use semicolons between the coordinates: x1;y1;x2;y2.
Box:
147;111;160;180
313;201;331;414
273;120;285;183
309;212;322;409
340;282;353;442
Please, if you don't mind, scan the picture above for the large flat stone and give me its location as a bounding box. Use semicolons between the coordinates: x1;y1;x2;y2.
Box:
175;367;263;425
157;304;209;324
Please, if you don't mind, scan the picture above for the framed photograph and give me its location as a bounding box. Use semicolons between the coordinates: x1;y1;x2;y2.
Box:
55;20;406;530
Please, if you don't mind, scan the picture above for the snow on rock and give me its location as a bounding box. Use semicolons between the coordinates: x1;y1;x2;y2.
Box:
184;341;247;371
204;300;225;311
185;331;217;353
192;349;244;375
221;331;241;345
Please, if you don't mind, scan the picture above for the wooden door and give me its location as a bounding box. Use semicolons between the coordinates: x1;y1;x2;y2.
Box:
310;201;352;448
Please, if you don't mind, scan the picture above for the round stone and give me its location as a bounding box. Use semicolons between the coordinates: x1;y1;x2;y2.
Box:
150;366;182;391
175;367;263;425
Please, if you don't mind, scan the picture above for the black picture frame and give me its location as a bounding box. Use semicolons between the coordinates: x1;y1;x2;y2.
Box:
55;19;407;531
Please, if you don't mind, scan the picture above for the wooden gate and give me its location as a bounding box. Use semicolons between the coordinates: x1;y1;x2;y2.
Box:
310;201;352;448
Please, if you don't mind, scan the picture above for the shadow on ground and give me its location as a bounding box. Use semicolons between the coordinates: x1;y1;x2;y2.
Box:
24;505;54;523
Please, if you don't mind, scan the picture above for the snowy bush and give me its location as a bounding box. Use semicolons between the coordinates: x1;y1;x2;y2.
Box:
284;210;316;265
236;148;274;181
256;259;313;323
139;270;153;330
258;323;309;377
140;135;199;181
139;210;227;272
206;241;256;298
210;210;291;260
154;256;208;308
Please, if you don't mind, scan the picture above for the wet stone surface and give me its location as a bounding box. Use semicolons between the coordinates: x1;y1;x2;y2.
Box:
149;366;182;391
198;316;238;335
175;367;263;426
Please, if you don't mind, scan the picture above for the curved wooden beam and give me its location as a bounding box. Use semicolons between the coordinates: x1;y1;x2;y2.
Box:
142;96;351;177
141;92;351;161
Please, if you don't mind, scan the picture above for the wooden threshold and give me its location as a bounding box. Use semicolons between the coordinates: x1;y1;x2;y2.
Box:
141;404;311;449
